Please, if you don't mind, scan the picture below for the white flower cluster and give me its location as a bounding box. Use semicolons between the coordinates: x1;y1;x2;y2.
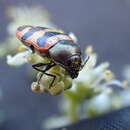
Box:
43;46;130;129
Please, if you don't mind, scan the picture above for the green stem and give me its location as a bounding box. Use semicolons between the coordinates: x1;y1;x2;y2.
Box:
64;91;79;123
68;100;78;122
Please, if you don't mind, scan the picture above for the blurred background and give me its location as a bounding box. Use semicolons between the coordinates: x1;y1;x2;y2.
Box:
0;0;130;130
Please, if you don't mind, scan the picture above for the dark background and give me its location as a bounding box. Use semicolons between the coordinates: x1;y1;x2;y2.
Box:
0;0;130;130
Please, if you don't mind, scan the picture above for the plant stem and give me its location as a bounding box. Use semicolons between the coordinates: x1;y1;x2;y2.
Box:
64;91;79;123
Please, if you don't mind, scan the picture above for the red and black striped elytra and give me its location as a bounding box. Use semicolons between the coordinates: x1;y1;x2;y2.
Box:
16;25;89;88
16;25;73;53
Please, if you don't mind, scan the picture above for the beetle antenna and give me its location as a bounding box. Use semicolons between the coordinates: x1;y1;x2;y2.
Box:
82;55;89;68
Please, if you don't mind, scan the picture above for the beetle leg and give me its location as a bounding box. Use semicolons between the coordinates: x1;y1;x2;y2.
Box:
32;63;50;70
30;45;35;53
32;63;56;87
37;73;44;84
32;62;55;72
44;72;56;88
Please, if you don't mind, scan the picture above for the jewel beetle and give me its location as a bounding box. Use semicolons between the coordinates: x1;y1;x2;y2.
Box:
16;25;89;88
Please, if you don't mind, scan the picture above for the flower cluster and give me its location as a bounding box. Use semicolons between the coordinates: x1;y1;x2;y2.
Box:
44;46;130;129
6;47;74;95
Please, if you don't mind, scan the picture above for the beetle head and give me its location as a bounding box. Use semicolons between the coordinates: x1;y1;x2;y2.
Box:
66;54;82;79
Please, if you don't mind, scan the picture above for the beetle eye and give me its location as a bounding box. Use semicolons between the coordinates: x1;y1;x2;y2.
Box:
74;57;79;64
67;55;81;68
67;59;71;66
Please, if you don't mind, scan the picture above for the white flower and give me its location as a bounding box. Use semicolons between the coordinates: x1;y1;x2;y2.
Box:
123;65;130;83
43;116;69;129
87;92;112;117
6;51;30;66
69;32;78;43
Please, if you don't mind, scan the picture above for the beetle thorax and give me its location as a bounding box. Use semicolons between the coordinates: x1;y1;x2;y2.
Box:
49;40;82;78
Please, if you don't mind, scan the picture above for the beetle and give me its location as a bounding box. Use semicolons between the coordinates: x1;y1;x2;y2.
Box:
16;25;89;88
